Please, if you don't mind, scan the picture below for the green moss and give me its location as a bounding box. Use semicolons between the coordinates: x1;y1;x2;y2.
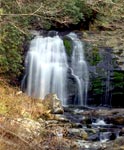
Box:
114;71;124;81
63;39;72;56
92;78;104;95
113;71;124;95
90;47;101;65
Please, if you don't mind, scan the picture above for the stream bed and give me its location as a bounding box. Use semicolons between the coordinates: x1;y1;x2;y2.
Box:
48;107;124;149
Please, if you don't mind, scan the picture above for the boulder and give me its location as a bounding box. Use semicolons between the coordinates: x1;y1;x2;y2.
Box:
111;116;124;125
42;93;64;114
54;114;69;122
68;128;88;140
119;127;124;136
10;118;44;141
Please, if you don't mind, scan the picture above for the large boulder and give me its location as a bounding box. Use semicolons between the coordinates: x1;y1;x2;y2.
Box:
42;93;64;114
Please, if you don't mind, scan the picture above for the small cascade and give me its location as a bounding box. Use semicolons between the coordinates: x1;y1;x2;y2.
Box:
92;119;107;126
99;48;113;107
67;33;89;106
99;132;110;142
22;31;89;106
104;69;112;106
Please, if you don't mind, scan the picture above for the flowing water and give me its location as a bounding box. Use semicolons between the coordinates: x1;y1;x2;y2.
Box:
67;33;89;105
22;32;89;106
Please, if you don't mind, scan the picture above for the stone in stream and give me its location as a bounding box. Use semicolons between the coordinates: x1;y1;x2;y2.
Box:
111;116;124;125
119;127;124;136
67;128;88;140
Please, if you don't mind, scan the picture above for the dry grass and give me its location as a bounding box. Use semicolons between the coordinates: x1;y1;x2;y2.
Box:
0;79;46;119
0;80;47;150
0;80;73;150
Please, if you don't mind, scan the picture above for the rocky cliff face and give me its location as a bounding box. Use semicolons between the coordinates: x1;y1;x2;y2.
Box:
83;31;124;107
47;30;124;107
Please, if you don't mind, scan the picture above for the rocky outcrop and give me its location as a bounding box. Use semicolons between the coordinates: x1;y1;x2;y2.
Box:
83;40;124;107
42;93;64;114
67;128;88;140
1;106;124;150
13;118;44;141
60;31;124;107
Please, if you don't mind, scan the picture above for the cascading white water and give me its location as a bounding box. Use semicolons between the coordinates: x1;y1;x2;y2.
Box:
22;35;68;105
22;32;89;106
67;33;89;106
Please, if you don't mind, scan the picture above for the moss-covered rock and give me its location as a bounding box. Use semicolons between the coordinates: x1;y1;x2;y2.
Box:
63;38;72;56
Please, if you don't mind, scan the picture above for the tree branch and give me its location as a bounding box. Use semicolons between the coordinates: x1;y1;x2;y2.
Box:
9;22;28;35
31;3;43;15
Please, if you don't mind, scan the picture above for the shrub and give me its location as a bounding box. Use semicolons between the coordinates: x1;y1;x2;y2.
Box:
0;23;25;81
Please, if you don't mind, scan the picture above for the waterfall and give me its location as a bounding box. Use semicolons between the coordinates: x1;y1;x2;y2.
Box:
67;33;89;106
22;32;89;106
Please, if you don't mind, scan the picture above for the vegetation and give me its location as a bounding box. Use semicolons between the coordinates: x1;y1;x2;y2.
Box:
1;0;85;29
0;81;76;150
1;0;124;81
0;81;44;119
63;38;72;56
0;0;91;81
0;24;25;82
89;46;101;66
0;1;124;149
92;77;104;95
112;71;124;95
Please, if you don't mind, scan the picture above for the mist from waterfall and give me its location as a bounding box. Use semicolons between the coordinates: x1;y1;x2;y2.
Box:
22;32;89;106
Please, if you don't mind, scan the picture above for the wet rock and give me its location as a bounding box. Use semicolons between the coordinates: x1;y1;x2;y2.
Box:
80;117;92;125
54;114;69;122
68;128;88;140
111;116;124;125
104;137;124;150
84;128;98;135
109;132;116;140
100;132;117;142
120;128;124;136
73;109;84;114
67;77;77;105
42;107;124;149
71;123;83;128
84;39;124;107
88;133;99;141
42;93;64;114
73;139;107;149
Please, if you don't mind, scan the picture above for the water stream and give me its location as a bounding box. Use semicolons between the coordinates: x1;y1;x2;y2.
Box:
22;32;89;106
67;33;89;106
